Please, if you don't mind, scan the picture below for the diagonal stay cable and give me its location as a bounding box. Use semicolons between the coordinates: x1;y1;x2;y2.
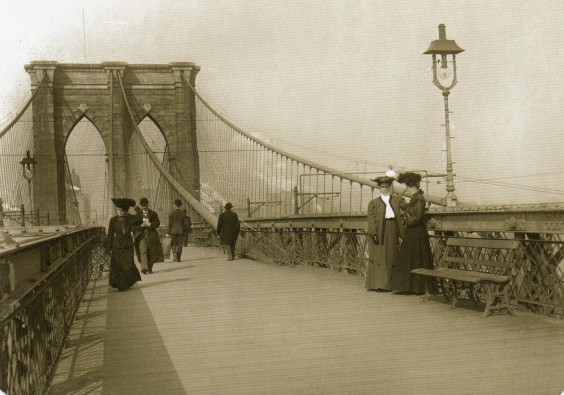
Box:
183;74;447;207
116;71;218;230
0;73;46;139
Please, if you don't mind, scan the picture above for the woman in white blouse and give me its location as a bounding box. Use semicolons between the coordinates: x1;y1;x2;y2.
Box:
366;176;406;291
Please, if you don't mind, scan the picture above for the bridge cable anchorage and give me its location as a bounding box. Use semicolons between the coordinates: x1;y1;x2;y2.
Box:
116;72;218;230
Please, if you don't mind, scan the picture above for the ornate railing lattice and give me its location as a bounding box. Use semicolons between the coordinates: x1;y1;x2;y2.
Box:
0;227;104;394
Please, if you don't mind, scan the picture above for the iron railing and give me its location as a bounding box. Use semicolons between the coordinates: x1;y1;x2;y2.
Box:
0;227;107;394
227;204;564;319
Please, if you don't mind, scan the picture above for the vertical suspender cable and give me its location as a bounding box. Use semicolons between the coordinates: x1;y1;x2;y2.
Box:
108;71;115;214
116;72;218;229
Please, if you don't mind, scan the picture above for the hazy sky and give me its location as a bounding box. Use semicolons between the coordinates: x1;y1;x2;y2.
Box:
2;0;564;205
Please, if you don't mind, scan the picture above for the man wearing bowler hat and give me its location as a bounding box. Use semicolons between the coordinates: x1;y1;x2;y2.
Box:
217;202;240;261
133;197;164;274
167;198;188;262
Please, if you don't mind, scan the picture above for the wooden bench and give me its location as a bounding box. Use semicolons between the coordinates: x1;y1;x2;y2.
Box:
411;237;521;317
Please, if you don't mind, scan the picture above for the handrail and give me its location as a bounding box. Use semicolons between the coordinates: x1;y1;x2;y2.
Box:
116;72;219;230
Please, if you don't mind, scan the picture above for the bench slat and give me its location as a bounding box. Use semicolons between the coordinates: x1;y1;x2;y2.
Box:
444;256;513;269
411;267;509;283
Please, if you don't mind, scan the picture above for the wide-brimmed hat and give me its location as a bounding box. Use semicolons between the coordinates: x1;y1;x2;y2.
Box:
111;198;136;211
397;172;422;187
371;176;395;186
224;202;233;209
174;199;183;207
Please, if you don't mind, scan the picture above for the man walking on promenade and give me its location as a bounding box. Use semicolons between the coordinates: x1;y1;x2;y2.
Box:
167;199;187;262
183;208;192;247
134;197;164;274
217;202;240;261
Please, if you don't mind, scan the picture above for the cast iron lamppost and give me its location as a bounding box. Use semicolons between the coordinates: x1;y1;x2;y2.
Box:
424;24;464;207
20;150;37;214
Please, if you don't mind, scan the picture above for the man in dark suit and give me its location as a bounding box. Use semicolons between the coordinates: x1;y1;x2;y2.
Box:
167;199;187;262
182;208;192;247
133;197;164;274
217;202;240;261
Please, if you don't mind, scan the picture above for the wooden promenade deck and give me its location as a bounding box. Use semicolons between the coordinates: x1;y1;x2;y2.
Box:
48;246;564;395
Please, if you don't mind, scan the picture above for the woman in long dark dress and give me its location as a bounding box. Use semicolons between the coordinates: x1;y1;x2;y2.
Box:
365;176;405;291
393;172;438;295
105;198;143;291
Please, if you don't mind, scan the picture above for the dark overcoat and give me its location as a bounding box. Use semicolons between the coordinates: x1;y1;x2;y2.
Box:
133;208;164;264
365;194;406;290
105;213;143;289
394;190;437;294
168;208;187;235
217;210;240;245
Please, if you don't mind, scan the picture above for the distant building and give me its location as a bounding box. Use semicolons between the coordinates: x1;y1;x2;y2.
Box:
66;168;92;225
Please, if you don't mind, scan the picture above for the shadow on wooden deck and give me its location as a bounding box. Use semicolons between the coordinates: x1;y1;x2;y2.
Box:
48;246;564;395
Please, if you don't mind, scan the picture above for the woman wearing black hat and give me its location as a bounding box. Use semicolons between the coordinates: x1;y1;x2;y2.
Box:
105;198;143;291
393;172;438;295
366;176;406;291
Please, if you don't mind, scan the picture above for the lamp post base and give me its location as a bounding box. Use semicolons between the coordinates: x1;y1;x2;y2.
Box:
446;193;458;207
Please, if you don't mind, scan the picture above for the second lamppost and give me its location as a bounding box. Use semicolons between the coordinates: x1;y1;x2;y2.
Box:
424;24;464;207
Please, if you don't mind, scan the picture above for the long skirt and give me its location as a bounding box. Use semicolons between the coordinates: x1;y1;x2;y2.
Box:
109;246;142;290
365;220;400;291
393;224;438;294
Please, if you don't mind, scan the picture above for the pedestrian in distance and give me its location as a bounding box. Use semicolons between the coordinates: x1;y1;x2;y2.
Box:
105;198;143;291
365;176;406;291
183;208;192;247
393;172;438;295
133;197;164;274
217;202;240;261
167;199;187;262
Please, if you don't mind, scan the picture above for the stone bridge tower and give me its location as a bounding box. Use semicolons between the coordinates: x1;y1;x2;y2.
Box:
25;61;200;223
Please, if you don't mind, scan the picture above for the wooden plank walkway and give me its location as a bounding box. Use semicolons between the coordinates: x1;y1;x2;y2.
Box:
48;246;564;395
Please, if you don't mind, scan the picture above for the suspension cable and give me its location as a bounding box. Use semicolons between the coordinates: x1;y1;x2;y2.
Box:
183;74;448;207
116;71;218;229
0;73;46;139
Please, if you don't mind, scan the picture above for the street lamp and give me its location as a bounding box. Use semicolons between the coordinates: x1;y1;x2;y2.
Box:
20;150;37;214
424;24;464;207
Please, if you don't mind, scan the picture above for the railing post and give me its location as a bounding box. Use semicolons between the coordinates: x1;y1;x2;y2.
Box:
21;204;25;227
0;197;3;228
36;208;40;226
46;211;50;225
293;186;300;215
